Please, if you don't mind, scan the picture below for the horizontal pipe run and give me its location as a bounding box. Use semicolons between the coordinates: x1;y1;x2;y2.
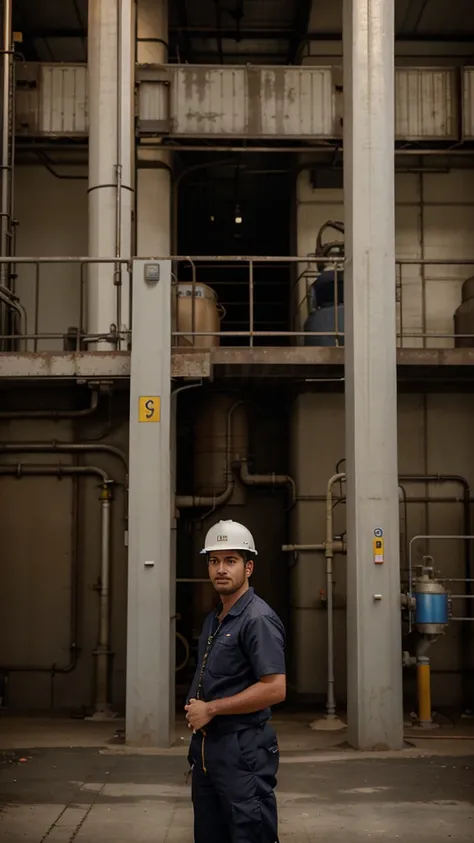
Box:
0;462;110;482
0;390;99;420
282;542;346;553
450;617;474;622
239;460;296;508
0;441;128;470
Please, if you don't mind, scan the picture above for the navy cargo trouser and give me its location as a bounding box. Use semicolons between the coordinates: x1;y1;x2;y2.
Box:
189;722;280;843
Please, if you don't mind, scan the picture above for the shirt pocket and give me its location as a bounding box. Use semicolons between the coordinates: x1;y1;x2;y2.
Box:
208;635;244;677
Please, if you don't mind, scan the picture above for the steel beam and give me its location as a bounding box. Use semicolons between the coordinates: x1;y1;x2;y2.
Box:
126;259;173;747
343;0;404;750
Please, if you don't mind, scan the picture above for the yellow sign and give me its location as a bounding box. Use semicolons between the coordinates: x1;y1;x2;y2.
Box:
139;396;161;423
373;537;384;564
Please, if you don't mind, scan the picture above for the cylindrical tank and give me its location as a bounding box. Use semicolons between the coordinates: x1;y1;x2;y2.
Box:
414;569;449;635
193;394;249;501
309;269;344;310
303;305;345;347
175;282;221;348
454;276;474;348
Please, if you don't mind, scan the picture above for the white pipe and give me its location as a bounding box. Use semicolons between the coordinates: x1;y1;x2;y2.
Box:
136;0;171;258
88;0;134;348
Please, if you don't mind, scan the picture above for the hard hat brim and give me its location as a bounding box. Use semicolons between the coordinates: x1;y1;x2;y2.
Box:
200;545;258;555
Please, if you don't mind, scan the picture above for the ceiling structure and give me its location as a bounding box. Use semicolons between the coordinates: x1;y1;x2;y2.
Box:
9;0;474;65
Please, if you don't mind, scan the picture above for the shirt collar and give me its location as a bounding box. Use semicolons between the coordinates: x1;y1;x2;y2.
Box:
217;587;255;618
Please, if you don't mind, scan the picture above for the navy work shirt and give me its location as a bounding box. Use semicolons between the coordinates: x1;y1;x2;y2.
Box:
187;587;286;734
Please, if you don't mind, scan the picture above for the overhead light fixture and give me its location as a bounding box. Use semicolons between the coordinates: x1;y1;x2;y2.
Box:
234;204;242;224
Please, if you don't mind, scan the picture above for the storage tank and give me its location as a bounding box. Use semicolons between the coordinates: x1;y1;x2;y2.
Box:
303;269;344;347
454;277;474;348
175;282;222;348
414;568;449;636
304;305;344;347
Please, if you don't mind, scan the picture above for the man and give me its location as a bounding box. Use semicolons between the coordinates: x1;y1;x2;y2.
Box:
185;519;286;843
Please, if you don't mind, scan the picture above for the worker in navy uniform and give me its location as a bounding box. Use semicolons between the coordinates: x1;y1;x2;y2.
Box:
185;519;286;843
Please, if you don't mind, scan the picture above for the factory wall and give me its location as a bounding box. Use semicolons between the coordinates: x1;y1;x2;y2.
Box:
290;391;474;708
14;165;88;351
296;168;474;346
0;395;129;712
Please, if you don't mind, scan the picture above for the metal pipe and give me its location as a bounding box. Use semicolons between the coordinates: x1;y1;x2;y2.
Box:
0;464;114;705
239;458;296;508
0;439;129;536
114;0;124;337
176;399;248;510
0;0;12;299
0;388;99;419
0;440;128;470
94;482;112;716
417;656;432;728
325;472;346;717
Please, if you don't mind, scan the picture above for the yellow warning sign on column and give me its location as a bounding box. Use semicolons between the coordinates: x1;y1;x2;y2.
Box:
139;396;161;422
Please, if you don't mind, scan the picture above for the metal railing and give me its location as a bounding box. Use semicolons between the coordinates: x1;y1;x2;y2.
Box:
1;254;474;351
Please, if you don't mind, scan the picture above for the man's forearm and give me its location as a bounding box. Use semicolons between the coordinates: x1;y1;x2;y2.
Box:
207;676;285;718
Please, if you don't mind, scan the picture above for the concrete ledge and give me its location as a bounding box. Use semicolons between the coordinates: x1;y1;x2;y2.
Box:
2;346;474;381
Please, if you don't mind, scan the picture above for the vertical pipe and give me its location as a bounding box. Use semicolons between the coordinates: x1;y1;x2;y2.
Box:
93;484;112;717
0;0;12;344
0;0;11;263
88;0;133;348
325;473;345;717
417;656;432;727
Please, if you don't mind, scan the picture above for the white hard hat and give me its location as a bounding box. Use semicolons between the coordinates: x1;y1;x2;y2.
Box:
201;520;258;555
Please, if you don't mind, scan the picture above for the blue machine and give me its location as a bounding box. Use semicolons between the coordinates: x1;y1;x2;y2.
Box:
304;222;345;347
414;567;449;635
304;304;345;347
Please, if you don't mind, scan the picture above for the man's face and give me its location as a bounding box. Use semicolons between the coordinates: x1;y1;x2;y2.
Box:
208;550;253;596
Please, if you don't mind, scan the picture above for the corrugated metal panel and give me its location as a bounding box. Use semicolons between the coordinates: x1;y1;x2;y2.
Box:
171;67;247;136
167;65;335;138
15;63;88;136
395;68;457;140
462;68;474;139
39;64;88;136
258;68;334;137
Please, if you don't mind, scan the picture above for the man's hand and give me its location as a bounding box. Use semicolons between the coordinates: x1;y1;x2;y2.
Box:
185;699;213;731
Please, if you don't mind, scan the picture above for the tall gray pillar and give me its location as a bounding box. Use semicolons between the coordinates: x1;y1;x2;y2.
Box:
126;259;173;746
343;0;404;750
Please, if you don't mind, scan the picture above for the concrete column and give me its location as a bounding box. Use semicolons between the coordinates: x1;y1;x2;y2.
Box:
88;0;134;346
343;0;404;750
136;0;171;257
126;259;172;746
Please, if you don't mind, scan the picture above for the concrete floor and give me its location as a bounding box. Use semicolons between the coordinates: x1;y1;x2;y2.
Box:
1;717;473;841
